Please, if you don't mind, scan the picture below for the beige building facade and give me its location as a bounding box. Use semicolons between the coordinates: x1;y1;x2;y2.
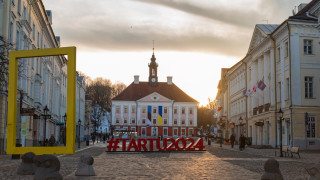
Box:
216;1;320;149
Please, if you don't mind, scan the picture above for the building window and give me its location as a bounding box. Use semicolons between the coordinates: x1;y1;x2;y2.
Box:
304;40;313;55
153;119;156;125
173;128;178;136
131;119;135;124
173;119;177;125
153;107;157;114
285;42;289;57
142;127;146;136
277;47;280;62
286;78;289;100
142;119;146;124
116;107;120;113
182;107;185;114
124;118;127;124
189;109;193;114
189;120;193;125
124;106;128;113
164;107;167;114
305;77;313;98
174;108;177;114
132;106;135;113
306;116;316;138
37;32;40;47
33;24;35;40
23;6;27;20
164;119;167;125
163;128;168;136
181;119;185;125
18;0;21;15
142;108;146;113
9;22;14;44
116;118;119;124
182;129;186;136
131;127;136;132
15;30;19;50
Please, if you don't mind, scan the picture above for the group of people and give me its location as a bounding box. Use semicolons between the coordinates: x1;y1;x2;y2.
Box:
91;133;112;144
230;134;246;151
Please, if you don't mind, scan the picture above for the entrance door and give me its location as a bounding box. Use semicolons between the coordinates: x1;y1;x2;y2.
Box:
163;127;168;137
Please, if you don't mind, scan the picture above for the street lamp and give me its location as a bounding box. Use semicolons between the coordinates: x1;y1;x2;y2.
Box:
42;105;49;146
239;116;243;135
278;108;284;157
78;119;81;149
63;113;67;146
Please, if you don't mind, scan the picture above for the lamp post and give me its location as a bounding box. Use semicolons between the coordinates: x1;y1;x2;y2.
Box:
63;113;67;146
278;108;284;157
42;106;49;146
239;116;243;135
78;119;81;149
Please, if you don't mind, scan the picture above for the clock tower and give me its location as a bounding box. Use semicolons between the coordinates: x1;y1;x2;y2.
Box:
148;48;158;86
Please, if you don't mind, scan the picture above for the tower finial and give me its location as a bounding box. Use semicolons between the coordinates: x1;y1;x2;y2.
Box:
153;40;154;54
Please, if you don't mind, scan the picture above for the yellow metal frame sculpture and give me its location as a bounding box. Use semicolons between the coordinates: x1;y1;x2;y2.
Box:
6;47;76;155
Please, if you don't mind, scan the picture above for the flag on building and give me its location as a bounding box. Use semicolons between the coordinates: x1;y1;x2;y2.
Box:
243;88;248;97
158;106;162;125
147;119;151;127
217;107;223;111
258;80;266;91
253;85;257;93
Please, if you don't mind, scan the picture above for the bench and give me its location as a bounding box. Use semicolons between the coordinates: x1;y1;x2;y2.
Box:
282;146;289;157
290;146;300;158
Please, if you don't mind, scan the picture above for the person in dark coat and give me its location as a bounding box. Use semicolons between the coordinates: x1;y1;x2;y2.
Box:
230;134;235;148
239;134;246;151
91;134;96;145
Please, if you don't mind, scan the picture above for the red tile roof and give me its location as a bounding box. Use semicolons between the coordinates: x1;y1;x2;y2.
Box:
289;0;318;21
112;82;198;103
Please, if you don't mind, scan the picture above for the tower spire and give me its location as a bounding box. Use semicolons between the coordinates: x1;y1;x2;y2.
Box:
153;40;154;55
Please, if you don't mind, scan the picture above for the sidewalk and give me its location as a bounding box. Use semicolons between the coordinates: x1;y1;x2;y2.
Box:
206;141;320;164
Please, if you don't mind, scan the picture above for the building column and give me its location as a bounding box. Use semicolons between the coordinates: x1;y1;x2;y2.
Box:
251;61;258;108
280;42;285;108
270;49;275;108
290;35;301;106
263;52;270;104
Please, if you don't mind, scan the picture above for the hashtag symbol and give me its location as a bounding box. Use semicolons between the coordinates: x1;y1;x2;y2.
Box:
107;139;120;151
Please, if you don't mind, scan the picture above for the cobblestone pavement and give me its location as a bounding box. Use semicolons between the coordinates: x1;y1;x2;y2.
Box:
0;139;318;179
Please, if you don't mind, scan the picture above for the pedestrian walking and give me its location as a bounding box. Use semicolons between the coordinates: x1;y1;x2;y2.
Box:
91;134;96;145
49;135;55;146
239;134;245;151
103;135;106;143
230;134;235;148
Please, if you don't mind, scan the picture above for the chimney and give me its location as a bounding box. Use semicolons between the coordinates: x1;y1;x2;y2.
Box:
56;36;60;47
134;75;139;84
46;10;52;24
167;76;172;85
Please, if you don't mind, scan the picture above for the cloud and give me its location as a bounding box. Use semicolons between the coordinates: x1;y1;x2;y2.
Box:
45;0;303;57
133;0;270;28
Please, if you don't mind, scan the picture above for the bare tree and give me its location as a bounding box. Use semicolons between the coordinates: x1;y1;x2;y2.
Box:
112;81;126;98
86;77;113;111
0;36;12;93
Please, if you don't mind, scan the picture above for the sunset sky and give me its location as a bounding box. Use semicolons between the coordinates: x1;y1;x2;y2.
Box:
43;0;310;106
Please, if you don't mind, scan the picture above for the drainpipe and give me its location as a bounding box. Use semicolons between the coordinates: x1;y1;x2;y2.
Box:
286;21;294;148
270;35;278;148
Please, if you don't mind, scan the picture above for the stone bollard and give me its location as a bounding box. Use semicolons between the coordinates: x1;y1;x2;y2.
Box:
261;158;283;180
305;162;320;180
33;155;63;180
17;152;36;175
75;154;96;176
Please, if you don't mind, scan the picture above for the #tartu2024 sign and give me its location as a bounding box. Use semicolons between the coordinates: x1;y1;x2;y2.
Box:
106;138;205;152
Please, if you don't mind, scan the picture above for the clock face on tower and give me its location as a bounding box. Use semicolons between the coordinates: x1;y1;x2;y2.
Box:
151;78;156;82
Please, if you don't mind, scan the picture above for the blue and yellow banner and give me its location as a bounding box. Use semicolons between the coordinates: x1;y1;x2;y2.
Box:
158;106;162;125
148;106;152;125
